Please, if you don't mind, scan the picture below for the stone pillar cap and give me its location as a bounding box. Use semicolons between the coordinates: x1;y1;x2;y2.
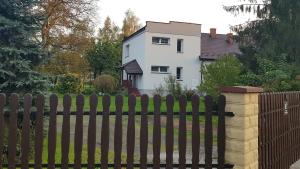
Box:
220;86;263;93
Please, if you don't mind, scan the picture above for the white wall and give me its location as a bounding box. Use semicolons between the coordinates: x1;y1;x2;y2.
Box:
122;31;146;89
141;32;201;92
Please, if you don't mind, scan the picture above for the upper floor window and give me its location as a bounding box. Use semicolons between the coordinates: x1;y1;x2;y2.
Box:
177;39;183;53
151;66;170;73
125;44;130;57
152;37;170;45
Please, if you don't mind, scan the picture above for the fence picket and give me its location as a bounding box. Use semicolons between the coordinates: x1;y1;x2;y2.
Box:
166;95;174;169
127;95;136;169
191;95;200;169
114;95;123;169
205;95;213;169
179;96;187;169
101;95;110;169
88;94;97;169
153;95;161;169
217;95;226;169
34;95;44;169
140;95;148;169
48;94;58;169
61;95;71;169
0;94;5;169
74;95;84;169
8;94;18;169
21;94;32;169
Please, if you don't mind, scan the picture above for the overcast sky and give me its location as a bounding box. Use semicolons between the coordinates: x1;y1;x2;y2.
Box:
96;0;258;34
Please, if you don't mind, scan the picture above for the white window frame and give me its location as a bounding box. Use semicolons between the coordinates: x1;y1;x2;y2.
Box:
152;37;170;45
177;39;184;53
176;67;183;80
151;66;170;74
125;44;130;58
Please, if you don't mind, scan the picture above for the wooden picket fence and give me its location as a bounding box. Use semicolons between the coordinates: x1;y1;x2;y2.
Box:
0;93;234;169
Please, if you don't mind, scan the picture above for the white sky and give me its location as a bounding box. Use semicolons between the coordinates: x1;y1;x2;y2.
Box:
96;0;258;34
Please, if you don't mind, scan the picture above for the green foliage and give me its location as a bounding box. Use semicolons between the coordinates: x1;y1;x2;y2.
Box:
239;54;299;92
0;0;48;95
153;84;165;96
93;74;117;94
199;55;242;98
183;88;197;101
85;40;121;79
56;74;83;94
164;75;183;99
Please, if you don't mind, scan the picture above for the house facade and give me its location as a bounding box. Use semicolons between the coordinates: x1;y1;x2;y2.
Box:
121;21;240;95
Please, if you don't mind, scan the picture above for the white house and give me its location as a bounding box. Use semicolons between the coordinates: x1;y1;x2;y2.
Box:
121;21;240;95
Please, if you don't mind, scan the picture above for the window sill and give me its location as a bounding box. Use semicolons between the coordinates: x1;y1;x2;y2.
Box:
177;51;184;53
176;79;183;81
151;72;171;74
152;43;170;45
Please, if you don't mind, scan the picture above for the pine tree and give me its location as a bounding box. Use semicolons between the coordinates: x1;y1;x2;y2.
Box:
0;0;48;95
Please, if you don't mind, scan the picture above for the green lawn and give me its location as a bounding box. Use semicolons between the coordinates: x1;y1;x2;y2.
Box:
56;94;205;113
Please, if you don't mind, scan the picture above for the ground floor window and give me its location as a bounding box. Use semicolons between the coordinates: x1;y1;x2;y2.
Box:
176;67;183;80
151;66;170;73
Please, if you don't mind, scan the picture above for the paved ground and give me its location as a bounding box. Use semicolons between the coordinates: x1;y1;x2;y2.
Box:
53;116;218;164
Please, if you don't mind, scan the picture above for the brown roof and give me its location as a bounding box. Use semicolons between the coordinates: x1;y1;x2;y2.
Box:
200;33;241;60
121;59;143;74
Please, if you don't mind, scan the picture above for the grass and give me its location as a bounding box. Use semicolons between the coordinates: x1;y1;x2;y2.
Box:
56;94;205;113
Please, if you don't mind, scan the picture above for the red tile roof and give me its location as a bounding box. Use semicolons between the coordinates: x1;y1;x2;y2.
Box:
200;33;241;60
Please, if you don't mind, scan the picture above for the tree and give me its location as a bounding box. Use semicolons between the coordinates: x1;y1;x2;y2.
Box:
99;16;120;42
0;0;48;95
85;40;121;79
40;21;93;80
85;17;122;80
121;9;141;38
224;0;300;91
198;55;242;98
39;0;97;48
225;0;300;68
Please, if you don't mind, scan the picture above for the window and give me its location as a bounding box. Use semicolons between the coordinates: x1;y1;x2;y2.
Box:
152;37;170;45
177;39;183;53
176;67;182;80
151;66;169;73
125;44;130;57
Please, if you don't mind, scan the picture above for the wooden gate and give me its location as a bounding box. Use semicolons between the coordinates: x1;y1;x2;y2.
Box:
0;93;234;169
259;92;300;169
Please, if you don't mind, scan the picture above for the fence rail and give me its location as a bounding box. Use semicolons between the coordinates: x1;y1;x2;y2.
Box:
0;93;234;169
259;92;300;169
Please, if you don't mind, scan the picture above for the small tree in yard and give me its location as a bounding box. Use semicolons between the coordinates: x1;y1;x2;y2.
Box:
198;55;242;98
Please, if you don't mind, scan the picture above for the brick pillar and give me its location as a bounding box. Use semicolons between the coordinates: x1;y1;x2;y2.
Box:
221;86;263;169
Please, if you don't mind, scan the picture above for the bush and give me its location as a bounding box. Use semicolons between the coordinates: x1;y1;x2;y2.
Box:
198;55;242;98
56;74;83;94
164;75;183;99
82;85;96;95
93;74;117;94
183;88;198;101
153;84;165;96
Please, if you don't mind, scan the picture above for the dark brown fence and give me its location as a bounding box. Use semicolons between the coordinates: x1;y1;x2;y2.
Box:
259;92;300;169
0;93;234;169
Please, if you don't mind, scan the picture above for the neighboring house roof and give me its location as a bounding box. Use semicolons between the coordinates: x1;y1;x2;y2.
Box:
200;33;241;61
121;59;143;74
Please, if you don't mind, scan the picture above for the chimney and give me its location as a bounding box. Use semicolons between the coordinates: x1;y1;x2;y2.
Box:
226;33;234;44
210;28;217;38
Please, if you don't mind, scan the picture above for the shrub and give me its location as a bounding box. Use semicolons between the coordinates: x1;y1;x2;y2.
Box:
153;84;165;96
164;75;183;99
183;88;198;101
93;74;117;94
82;85;95;95
198;55;242;98
56;74;83;94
